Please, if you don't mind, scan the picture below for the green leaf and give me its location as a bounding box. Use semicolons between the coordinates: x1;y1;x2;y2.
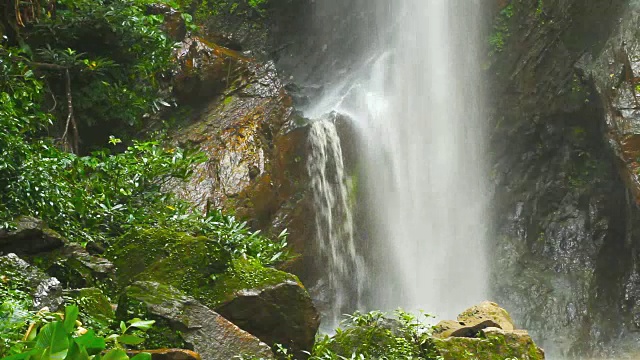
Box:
34;322;69;360
102;349;129;360
1;349;39;360
63;305;79;334
65;340;89;360
116;334;145;345
126;319;155;331
129;353;151;360
74;330;105;355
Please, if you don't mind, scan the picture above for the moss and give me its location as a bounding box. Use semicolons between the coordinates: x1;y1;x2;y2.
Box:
198;257;300;308
107;227;231;288
432;330;544;360
63;288;114;332
115;284;187;349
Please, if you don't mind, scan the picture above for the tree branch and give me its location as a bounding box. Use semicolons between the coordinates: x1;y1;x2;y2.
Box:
61;69;79;154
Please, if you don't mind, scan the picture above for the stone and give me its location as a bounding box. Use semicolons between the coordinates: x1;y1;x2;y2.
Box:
433;301;515;339
431;302;544;359
118;281;274;360
0;253;63;311
173;36;249;105
63;288;114;328
433;326;545;360
456;301;515;331
127;349;201;360
0;216;66;256
213;259;320;358
31;243;115;289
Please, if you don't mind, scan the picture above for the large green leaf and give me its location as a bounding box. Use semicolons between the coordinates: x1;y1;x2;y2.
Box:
126;319;154;331
73;330;105;356
115;335;144;346
63;306;79;334
34;322;69;360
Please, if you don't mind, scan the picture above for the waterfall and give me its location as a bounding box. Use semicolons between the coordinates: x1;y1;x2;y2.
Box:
305;0;489;321
306;117;365;327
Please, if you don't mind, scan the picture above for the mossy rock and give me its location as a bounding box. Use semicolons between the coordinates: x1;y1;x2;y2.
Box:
212;259;320;359
28;244;115;291
432;327;545;360
0;216;66;255
63;288;115;330
107;227;231;290
117;281;273;359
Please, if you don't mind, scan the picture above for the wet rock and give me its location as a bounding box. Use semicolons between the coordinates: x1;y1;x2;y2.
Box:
30;243;115;289
118;281;274;360
213;259;320;358
173;36;250;105
127;349;201;360
0;253;63;311
0;216;66;255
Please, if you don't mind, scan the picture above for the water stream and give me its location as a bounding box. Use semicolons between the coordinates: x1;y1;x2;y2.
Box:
306;0;489;323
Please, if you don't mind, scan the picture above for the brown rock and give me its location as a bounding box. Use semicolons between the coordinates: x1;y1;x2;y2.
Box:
127;349;201;360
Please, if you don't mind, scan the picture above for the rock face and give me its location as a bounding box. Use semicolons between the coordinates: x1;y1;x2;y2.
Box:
487;0;640;357
118;281;274;360
432;302;544;360
0;216;66;255
0;253;63;311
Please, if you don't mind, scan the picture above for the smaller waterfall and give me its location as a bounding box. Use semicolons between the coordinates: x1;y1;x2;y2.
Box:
306;117;365;328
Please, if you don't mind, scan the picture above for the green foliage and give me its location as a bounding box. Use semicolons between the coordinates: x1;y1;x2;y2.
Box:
1;305;155;360
309;310;442;360
489;4;514;55
25;0;176;137
178;0;269;22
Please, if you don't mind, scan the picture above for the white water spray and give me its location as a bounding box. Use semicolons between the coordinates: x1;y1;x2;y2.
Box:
306;117;365;327
307;0;489;321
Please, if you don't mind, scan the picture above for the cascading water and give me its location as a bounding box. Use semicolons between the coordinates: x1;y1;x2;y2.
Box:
306;116;365;327
306;0;489;321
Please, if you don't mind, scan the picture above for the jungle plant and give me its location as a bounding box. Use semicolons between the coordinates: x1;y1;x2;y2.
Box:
1;305;155;360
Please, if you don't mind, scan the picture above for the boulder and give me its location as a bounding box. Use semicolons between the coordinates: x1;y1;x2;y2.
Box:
107;228;231;290
433;301;515;339
431;302;544;359
30;243;115;289
0;217;66;256
0;253;62;311
63;288;115;328
433;327;545;360
118;281;273;360
213;261;320;358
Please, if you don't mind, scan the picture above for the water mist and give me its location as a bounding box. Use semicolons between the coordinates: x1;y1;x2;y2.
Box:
306;0;489;323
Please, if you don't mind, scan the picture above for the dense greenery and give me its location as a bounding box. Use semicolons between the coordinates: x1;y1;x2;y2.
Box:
0;1;290;355
2;305;155;360
308;311;442;360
